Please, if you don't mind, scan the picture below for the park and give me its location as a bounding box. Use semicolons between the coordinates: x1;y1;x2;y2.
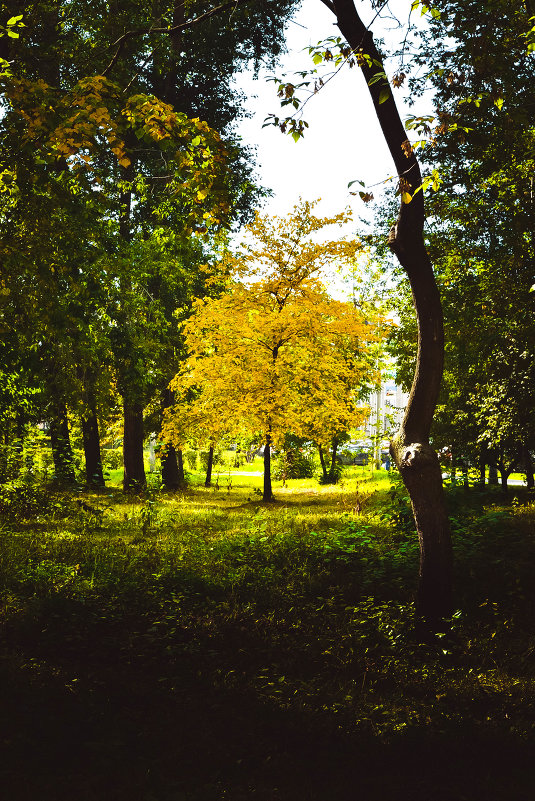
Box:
1;1;535;799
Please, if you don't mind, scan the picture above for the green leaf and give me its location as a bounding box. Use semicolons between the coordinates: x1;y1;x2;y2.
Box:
378;88;389;104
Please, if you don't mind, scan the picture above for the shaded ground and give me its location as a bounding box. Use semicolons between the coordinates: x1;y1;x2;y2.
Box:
2;598;534;801
1;476;535;800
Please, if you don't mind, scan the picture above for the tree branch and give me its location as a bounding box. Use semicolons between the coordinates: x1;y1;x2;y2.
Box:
102;0;251;77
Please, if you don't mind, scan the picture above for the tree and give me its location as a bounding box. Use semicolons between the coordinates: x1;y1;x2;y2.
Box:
388;0;535;492
0;0;299;492
165;201;379;501
300;0;453;622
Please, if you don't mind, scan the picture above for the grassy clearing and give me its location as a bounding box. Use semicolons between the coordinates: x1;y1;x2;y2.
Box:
1;471;535;800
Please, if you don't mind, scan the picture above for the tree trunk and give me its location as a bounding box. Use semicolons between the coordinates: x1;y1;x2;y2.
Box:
488;460;499;486
328;438;339;483
205;443;214;487
161;442;182;490
331;0;452;622
263;434;274;502
522;444;534;490
176;448;186;487
496;450;511;494
49;401;76;485
81;404;105;488
499;471;509;493
478;450;486;488
160;388;181;490
319;445;328;482
123;399;146;492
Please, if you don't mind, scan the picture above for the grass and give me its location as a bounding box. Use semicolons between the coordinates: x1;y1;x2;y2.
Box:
1;468;535;800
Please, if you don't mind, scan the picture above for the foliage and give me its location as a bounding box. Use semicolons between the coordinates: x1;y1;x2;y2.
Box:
0;0;298;494
164;200;382;452
273;438;316;480
383;0;535;486
1;473;535;799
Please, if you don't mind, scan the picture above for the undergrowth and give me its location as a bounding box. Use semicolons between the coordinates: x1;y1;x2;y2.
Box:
1;476;534;800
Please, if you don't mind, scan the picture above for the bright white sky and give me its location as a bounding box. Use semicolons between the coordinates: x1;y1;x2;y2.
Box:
234;0;420;220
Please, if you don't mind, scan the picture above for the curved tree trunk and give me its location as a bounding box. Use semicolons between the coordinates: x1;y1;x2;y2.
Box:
331;0;452;622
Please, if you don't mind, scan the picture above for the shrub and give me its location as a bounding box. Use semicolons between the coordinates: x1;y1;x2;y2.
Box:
273;448;316;480
101;447;123;471
184;449;198;470
199;449;223;470
0;479;52;518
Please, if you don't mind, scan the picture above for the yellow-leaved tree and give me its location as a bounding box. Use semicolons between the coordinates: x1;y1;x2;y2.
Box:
164;200;385;500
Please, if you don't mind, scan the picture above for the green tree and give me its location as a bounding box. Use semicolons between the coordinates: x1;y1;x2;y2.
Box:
0;1;298;491
390;0;535;491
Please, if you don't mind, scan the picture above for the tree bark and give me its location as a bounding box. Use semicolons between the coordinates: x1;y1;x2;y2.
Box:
161;442;182;490
522;444;534;490
263;434;274;502
496;449;513;494
328;438;339;483
478;450;486;488
319;445;328;482
49;401;76;485
123;399;146;492
205;442;214;487
176;447;186;487
81;404;105;488
331;0;452;622
488;460;499;486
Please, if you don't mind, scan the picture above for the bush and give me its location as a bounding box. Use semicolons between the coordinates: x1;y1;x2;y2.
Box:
101;447;123;471
379;473;415;536
318;461;343;484
184;449;198;470
0;479;52;518
273;448;316;480
199;449;223;470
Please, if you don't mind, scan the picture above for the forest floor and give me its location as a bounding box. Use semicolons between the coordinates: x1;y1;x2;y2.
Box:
1;469;535;800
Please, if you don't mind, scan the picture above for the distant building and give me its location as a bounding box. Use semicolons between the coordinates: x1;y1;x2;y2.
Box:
364;380;409;439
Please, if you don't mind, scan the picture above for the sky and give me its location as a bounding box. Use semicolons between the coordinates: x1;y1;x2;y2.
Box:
233;0;420;220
